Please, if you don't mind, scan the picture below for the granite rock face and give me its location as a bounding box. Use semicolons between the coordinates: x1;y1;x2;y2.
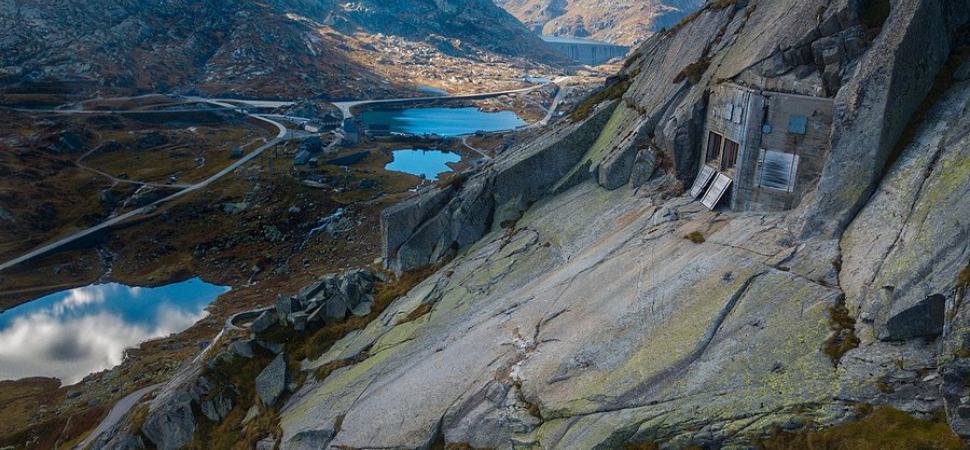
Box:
801;0;970;237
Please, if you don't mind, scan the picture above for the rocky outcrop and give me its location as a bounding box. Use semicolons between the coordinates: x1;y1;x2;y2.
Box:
256;353;289;407
382;101;617;273
801;0;970;237
840;62;970;435
140;375;216;450
285;181;861;449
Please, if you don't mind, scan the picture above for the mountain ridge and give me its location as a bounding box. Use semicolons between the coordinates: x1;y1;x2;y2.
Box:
0;0;565;99
494;0;707;45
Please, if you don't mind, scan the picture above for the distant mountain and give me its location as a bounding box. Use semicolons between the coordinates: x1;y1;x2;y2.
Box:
494;0;707;45
0;0;564;99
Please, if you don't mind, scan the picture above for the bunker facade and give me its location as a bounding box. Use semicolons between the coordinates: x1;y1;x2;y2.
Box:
690;83;834;212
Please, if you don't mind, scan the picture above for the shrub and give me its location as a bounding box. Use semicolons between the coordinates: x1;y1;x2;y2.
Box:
570;77;632;122
684;231;706;244
673;58;711;85
756;405;964;450
822;300;860;366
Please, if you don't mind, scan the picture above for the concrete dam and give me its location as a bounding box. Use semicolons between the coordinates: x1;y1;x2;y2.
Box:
541;36;630;66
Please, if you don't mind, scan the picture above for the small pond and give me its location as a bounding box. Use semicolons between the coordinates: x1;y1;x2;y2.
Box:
358;107;526;137
385;149;461;180
0;278;228;384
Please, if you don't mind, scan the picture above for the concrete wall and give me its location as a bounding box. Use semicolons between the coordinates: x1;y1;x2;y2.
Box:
739;90;833;211
701;83;833;212
542;36;630;66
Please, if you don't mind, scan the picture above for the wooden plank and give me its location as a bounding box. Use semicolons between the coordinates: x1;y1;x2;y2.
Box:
689;165;717;199
701;173;732;210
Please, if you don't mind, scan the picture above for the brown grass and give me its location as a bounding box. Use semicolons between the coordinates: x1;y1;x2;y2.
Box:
756;405;964;450
684;231;706;244
186;346;279;450
665;0;738;35
823;300;861;367
623;443;660;450
436;171;469;190
570;76;632;122
957;262;970;299
674;58;711;85
396;302;434;325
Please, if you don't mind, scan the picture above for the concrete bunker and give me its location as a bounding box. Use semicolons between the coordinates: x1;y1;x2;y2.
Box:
688;83;834;212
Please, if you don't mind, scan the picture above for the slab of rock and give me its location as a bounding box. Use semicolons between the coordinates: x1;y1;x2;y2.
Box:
230;339;255;359
290;311;309;331
276;295;303;317
802;0;966;237
200;392;233;422
251;311;277;334
256;353;288;407
141;392;197;450
884;294;946;341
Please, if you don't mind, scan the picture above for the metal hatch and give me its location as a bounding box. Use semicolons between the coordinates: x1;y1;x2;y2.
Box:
701;173;733;210
689;165;717;199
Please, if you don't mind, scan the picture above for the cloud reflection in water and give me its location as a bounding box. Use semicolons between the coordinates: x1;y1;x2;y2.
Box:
0;278;228;385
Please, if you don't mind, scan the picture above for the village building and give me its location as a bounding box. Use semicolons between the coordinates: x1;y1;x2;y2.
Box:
303;113;341;133
689;82;834;212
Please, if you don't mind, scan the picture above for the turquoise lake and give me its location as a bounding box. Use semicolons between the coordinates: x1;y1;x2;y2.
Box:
0;278;228;384
385;149;461;180
358;107;526;136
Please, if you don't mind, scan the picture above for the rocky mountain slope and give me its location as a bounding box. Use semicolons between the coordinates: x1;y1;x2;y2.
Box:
494;0;706;45
0;0;563;99
87;0;970;448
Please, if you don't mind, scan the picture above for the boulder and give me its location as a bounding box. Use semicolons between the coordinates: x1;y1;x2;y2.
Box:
250;311;276;334
100;433;146;450
141;392;196;450
629;146;658;189
256;436;276;450
230;339;255;359
200;392;234;422
256;353;289;407
884;294;946;341
290;312;309;331
276;295;303;316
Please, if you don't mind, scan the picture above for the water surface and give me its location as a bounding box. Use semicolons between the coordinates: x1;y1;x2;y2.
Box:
359;107;526;136
385;149;461;180
0;278;228;384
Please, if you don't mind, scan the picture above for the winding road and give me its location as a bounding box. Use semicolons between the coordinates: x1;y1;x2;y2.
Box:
0;79;572;274
0;104;287;274
332;78;563;119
